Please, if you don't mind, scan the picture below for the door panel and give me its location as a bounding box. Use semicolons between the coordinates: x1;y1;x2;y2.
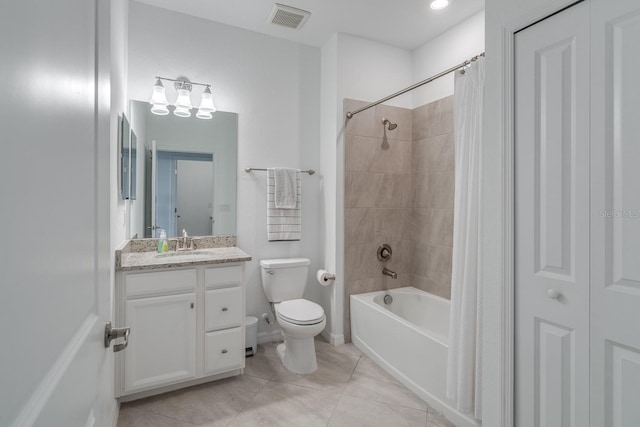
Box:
515;2;590;426
590;1;640;426
0;0;111;425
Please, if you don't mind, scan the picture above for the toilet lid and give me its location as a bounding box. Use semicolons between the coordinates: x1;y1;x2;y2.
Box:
277;299;325;325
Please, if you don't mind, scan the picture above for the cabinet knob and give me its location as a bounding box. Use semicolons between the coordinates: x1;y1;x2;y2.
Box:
222;307;229;312
547;289;560;300
190;302;194;309
221;349;228;354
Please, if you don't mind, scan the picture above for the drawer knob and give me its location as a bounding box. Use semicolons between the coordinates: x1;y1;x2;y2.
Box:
221;349;228;354
222;307;229;312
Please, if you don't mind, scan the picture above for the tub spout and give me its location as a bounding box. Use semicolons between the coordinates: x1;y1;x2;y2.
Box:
382;267;397;279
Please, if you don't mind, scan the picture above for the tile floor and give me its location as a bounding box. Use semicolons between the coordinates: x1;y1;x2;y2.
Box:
117;337;456;427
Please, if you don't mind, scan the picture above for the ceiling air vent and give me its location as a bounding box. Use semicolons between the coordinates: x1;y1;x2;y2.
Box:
267;3;311;30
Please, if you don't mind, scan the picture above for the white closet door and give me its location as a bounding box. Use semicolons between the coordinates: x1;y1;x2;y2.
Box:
590;1;640;426
514;2;591;426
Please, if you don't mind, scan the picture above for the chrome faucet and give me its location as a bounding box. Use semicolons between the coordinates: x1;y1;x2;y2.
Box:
382;267;397;279
177;229;193;251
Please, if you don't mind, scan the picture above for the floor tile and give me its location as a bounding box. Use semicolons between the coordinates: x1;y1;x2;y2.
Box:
124;374;268;426
228;381;341;427
328;395;427;427
314;336;363;358
351;354;404;387
268;342;359;392
427;408;457;427
244;343;282;380
117;406;194;427
343;371;427;411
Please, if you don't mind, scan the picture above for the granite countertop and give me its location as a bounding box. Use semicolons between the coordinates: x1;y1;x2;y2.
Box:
115;236;251;271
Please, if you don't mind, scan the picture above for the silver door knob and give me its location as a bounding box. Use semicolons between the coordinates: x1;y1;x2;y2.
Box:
547;289;560;300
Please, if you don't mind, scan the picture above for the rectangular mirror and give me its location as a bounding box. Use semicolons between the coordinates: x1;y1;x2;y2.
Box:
128;101;238;239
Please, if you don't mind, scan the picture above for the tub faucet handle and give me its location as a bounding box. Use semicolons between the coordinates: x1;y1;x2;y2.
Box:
377;244;393;261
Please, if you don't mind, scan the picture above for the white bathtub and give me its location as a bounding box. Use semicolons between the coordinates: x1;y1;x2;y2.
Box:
350;287;480;427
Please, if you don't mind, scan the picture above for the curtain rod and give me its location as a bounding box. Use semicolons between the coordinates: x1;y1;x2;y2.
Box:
345;52;485;119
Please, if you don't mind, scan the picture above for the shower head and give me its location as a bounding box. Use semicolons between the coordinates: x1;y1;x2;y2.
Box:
382;118;397;130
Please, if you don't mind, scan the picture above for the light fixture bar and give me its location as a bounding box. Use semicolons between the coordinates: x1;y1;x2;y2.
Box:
155;76;211;88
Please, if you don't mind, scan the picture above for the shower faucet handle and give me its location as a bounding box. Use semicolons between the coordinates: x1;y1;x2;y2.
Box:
377;244;392;262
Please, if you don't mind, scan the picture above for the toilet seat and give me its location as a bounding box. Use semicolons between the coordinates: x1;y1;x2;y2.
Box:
276;299;325;325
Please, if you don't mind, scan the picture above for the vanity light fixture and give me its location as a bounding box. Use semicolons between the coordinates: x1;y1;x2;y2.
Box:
149;77;217;119
149;79;169;115
430;0;450;10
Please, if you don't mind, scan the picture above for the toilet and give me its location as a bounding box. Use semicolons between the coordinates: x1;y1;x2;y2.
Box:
260;258;326;374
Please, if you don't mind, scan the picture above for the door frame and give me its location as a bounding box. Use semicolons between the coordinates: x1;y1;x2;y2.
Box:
487;0;585;425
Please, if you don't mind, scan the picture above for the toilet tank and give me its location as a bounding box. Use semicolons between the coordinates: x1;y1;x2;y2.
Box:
260;258;310;302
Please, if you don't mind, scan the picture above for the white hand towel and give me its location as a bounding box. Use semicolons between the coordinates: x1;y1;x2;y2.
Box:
267;168;301;241
273;167;298;209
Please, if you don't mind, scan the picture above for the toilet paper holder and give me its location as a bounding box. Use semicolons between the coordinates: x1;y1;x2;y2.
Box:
316;269;336;285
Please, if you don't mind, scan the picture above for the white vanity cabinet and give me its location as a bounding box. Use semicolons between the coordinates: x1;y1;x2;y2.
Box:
115;262;246;400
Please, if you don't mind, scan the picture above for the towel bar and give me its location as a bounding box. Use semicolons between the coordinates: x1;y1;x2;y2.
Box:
245;167;315;175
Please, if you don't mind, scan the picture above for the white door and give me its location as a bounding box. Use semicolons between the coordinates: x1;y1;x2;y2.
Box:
515;2;591;426
176;159;214;236
0;0;113;426
590;0;640;425
124;293;197;394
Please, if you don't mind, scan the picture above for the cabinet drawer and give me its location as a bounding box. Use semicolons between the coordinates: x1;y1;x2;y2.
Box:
126;269;196;298
205;287;243;331
204;265;242;289
204;327;244;374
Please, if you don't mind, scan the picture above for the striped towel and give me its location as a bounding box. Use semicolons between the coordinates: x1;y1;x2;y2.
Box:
267;168;301;241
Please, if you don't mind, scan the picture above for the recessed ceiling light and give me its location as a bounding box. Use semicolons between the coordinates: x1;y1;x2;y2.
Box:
430;0;450;10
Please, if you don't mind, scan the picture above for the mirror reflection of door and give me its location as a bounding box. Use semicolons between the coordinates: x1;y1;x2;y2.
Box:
176;159;213;236
155;150;213;237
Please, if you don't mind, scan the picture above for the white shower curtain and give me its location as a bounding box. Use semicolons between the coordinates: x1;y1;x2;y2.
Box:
446;57;484;420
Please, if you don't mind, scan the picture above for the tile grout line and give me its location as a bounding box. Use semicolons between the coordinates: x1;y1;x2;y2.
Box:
325;352;363;426
223;375;271;427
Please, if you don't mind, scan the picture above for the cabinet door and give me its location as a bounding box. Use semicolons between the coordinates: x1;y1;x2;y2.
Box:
124;293;196;394
514;2;590;426
590;1;640;426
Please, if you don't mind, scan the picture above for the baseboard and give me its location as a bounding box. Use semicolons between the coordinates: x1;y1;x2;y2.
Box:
321;329;345;346
257;329;283;344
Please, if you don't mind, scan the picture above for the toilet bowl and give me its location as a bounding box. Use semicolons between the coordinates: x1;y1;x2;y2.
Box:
260;258;326;374
274;299;326;374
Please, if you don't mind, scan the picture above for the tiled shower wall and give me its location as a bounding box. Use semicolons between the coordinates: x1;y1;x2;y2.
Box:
410;96;455;300
344;99;413;343
343;96;455;342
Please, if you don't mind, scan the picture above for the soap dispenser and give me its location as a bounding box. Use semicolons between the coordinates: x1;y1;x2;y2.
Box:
157;229;168;253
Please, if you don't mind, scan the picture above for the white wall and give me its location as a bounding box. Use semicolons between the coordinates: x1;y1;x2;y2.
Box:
128;2;322;339
337;34;414;109
129;99;146;239
319;34;339;340
110;0;129;248
319;33;414;343
412;10;485;107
